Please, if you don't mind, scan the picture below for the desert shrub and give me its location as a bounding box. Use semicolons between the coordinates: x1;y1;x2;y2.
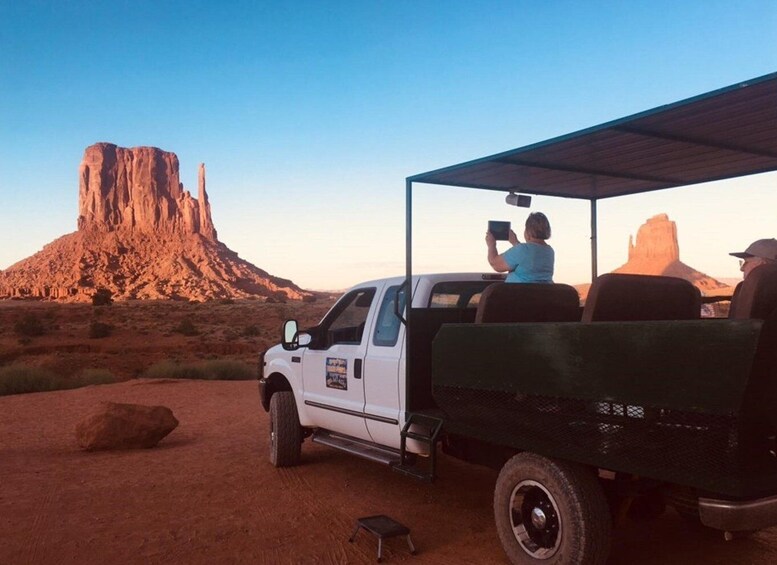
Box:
223;329;239;342
0;365;58;395
145;360;206;380
203;360;256;380
75;368;116;383
89;321;113;339
0;365;116;396
144;359;255;381
92;288;113;306
173;317;199;336
14;313;46;337
242;324;260;337
266;291;288;304
219;297;235;305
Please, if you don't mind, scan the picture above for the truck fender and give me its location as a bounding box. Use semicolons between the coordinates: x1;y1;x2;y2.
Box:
260;372;292;412
262;358;312;426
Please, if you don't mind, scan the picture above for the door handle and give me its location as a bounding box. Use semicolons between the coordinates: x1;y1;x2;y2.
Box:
354;358;362;379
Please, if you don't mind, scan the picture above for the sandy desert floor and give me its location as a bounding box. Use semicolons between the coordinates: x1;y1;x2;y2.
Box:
3;379;777;565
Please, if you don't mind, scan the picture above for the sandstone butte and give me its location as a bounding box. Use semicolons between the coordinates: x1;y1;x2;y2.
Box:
577;213;731;300
0;142;311;302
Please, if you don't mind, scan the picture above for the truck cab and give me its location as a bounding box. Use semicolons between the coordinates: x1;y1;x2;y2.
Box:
259;273;500;464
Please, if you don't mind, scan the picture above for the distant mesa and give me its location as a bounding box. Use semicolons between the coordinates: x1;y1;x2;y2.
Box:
613;214;729;293
577;213;731;299
0;142;311;302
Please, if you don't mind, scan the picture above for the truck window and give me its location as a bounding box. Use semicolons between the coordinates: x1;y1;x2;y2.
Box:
325;287;376;345
428;281;496;308
373;284;407;347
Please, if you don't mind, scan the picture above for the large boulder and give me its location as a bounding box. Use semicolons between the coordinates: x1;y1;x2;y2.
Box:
75;401;179;451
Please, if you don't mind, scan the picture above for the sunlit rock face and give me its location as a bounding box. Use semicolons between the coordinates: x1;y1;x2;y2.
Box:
0;143;310;302
77;143;217;239
614;213;728;295
625;213;679;263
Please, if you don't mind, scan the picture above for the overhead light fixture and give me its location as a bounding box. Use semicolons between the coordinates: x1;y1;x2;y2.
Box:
505;192;531;207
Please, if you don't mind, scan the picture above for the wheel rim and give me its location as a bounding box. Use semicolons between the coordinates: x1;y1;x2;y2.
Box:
509;479;562;559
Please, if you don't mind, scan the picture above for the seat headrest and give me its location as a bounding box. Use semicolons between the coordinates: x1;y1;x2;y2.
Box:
729;263;777;320
582;273;701;322
475;283;580;324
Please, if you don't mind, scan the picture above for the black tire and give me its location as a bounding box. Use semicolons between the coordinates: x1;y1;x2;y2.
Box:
494;453;612;565
269;391;302;467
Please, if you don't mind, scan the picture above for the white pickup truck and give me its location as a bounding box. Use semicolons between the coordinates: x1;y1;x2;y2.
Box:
258;73;777;565
258;272;500;470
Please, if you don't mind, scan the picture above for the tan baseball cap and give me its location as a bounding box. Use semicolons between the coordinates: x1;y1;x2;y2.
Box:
730;238;777;261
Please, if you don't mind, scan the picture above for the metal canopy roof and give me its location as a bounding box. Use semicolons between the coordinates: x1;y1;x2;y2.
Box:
408;72;777;200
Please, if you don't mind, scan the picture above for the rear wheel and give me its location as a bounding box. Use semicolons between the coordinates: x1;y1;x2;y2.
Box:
494;453;611;564
269;391;302;467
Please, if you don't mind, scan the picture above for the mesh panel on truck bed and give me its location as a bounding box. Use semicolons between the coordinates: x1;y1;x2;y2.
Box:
432;319;777;499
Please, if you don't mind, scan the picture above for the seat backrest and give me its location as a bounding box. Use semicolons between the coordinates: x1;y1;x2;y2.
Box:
729;263;777;320
474;283;581;324
582;273;701;322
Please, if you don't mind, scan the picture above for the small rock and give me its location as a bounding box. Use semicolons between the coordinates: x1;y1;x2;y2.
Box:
75;401;178;451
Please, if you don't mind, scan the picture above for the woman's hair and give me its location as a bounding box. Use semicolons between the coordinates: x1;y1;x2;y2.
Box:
525;212;551;240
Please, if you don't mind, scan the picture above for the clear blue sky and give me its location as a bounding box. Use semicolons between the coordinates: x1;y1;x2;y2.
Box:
1;1;776;290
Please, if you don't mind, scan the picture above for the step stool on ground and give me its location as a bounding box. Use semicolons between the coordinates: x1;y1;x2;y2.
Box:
349;515;416;562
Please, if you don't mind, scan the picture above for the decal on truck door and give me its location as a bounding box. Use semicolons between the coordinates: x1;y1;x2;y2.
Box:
325;357;348;390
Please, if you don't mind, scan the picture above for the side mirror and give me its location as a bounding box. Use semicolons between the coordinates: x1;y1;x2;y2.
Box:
281;320;299;351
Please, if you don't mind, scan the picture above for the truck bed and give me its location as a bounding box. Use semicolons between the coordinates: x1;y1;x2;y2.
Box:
432;318;777;498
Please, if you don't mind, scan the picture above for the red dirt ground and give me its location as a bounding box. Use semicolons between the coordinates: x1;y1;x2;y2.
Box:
3;379;777;564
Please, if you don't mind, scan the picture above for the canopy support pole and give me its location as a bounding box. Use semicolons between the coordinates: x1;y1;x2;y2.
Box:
590;198;598;281
404;179;413;415
405;179;413;305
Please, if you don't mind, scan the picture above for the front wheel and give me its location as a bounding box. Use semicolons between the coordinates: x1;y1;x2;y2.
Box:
494;453;611;564
269;391;302;467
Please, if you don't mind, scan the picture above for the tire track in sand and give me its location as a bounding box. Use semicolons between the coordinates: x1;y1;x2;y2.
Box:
19;485;55;565
274;465;375;564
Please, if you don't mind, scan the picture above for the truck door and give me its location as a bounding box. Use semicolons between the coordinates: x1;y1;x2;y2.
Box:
301;284;382;441
363;280;416;448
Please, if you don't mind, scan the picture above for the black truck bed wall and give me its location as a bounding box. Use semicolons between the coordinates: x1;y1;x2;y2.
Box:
407;307;476;412
432;319;777;499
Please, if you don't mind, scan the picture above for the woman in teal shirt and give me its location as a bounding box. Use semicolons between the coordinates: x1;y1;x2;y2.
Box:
485;212;554;283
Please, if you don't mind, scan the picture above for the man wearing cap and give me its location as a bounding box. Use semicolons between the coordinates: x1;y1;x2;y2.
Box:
730;238;777;279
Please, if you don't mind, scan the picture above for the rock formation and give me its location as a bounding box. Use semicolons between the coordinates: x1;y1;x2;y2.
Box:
75;402;179;450
613;214;729;295
0;143;311;302
575;214;732;301
77;143;220;240
623;214;679;264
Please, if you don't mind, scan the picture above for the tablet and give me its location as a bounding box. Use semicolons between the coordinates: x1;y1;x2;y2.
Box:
488;220;511;241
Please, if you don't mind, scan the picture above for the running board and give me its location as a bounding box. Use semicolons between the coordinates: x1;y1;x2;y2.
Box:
312;430;402;466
